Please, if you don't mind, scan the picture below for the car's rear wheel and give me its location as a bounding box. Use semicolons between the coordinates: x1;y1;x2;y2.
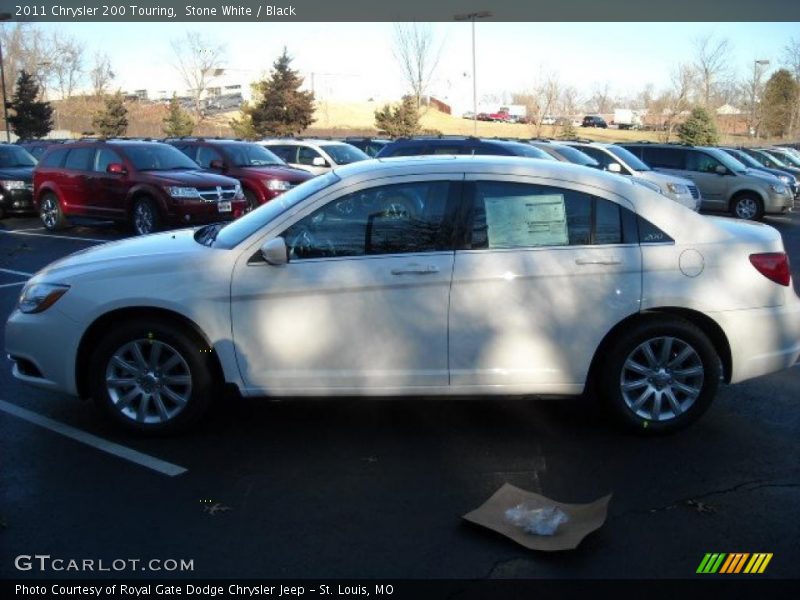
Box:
40;193;67;230
730;194;764;220
600;318;721;434
88;319;215;434
132;197;160;235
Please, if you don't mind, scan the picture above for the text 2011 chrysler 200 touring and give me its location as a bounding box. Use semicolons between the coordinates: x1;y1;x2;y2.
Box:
6;156;800;434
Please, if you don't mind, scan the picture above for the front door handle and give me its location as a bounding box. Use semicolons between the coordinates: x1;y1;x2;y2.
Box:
575;258;622;266
391;264;440;275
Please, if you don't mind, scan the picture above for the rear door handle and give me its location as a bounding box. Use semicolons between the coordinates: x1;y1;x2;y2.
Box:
575;258;622;266
391;264;440;275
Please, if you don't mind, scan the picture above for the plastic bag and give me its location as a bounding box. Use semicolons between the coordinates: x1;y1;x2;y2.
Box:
504;504;569;536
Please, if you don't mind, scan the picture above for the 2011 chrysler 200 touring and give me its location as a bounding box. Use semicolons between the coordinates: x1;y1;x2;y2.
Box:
6;156;800;434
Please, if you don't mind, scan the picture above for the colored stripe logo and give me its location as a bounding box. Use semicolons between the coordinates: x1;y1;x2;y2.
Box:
697;553;773;574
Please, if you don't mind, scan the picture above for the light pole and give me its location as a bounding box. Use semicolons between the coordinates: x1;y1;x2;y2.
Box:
455;11;491;136
0;12;12;142
751;59;769;138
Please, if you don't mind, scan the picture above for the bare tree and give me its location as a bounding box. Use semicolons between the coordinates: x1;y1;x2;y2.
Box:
534;74;560;137
392;23;442;110
171;31;227;119
90;51;115;96
739;59;771;137
652;63;696;141
50;32;85;99
0;24;54;99
782;38;800;136
590;82;613;114
692;34;731;107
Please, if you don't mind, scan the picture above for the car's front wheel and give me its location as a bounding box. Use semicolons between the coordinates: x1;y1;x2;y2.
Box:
132;197;161;235
40;194;67;230
600;317;721;434
88;319;215;434
244;189;260;212
730;194;764;220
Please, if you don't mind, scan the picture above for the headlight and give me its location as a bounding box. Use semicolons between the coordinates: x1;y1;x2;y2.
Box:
165;186;200;199
234;183;244;200
18;283;70;314
1;179;27;190
769;184;787;194
666;183;689;195
265;179;292;192
778;175;792;185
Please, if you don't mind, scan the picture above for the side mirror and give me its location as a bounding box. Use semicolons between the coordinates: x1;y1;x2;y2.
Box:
312;157;327;167
260;237;288;266
715;165;728;175
107;163;127;175
607;162;622;173
209;159;226;170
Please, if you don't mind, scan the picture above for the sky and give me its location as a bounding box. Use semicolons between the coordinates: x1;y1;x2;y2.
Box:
30;21;800;113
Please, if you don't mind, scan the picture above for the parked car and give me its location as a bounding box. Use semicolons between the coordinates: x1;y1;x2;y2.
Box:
342;137;391;158
540;116;557;126
528;140;601;168
167;138;312;210
259;139;369;176
8;156;800;435
736;146;800;177
621;143;793;220
719;147;799;199
376;137;557;160
33;140;246;235
462;111;476;120
562;141;700;211
759;146;800;169
16;139;70;161
582;115;608;128
0;143;37;219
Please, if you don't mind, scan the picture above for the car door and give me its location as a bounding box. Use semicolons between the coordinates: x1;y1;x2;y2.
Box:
297;145;330;175
59;147;96;216
448;177;642;392
230;176;461;394
87;147;128;219
684;150;728;208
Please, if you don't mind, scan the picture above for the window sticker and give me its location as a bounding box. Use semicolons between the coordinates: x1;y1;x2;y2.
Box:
484;194;568;248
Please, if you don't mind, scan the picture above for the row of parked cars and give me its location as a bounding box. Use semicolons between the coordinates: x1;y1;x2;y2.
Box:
0;135;797;237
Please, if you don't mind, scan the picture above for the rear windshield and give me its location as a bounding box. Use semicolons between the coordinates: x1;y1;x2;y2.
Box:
122;144;201;171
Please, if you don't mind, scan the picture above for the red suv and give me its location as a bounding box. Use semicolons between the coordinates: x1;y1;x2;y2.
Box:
34;140;246;235
168;138;313;210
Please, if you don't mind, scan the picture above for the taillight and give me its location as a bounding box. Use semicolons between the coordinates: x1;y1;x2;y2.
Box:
749;252;791;286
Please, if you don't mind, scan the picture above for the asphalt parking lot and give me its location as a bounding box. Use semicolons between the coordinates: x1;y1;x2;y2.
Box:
1;211;799;581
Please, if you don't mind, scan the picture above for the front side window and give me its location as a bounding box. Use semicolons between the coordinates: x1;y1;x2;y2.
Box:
576;146;628;173
469;181;622;249
196;146;223;168
686;151;722;173
267;145;297;163
281;181;452;260
298;146;323;166
94;148;122;172
319;144;368;165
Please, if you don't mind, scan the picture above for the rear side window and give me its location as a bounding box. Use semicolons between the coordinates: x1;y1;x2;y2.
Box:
174;145;198;161
387;143;427;157
39;148;68;168
640;147;685;170
469;181;623;249
64;147;94;171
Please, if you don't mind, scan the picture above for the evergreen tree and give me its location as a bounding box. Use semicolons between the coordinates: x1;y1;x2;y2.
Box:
242;48;315;137
374;96;421;138
92;92;129;137
162;94;194;137
7;70;54;140
761;69;799;139
677;106;719;146
558;120;577;140
229;101;259;140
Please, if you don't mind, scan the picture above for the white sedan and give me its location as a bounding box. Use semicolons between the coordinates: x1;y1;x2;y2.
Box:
6;156;800;434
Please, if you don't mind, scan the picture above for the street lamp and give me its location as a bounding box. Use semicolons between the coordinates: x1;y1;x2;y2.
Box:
0;12;12;142
454;11;491;136
751;59;770;138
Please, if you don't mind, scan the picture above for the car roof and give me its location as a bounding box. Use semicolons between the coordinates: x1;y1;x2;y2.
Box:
263;139;351;146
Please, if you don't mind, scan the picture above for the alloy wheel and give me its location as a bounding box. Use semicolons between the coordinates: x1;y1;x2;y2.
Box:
134;202;155;235
41;197;58;229
734;197;758;219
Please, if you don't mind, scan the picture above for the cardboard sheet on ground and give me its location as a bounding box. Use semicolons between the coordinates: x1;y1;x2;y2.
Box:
463;483;612;551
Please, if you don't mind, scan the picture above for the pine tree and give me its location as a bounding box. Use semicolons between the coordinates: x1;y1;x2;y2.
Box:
243;48;315;137
761;69;799;139
162;94;194;137
7;70;54;140
92;92;129;137
374;96;421;138
677;107;719;146
229;101;259;140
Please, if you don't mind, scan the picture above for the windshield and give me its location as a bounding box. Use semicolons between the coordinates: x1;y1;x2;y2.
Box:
723;148;761;169
550;144;599;167
769;150;800;167
0;145;37;167
320;144;369;165
222;143;285;167
123;144;201;171
708;148;747;173
213;171;341;248
606;145;651;171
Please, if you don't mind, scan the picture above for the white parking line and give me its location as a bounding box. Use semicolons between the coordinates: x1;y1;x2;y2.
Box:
0;399;188;477
0;230;112;244
0;267;33;277
0;282;26;289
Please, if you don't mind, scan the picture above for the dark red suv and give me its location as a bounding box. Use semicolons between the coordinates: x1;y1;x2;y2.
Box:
168;138;313;210
33;140;246;235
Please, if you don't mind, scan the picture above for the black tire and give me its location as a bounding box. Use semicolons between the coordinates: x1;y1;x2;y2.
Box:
729;193;764;221
0;205;5;219
131;197;161;235
39;193;67;231
599;317;721;435
88;319;216;435
244;189;260;212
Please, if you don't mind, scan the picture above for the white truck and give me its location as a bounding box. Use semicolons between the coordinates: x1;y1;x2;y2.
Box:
614;108;644;130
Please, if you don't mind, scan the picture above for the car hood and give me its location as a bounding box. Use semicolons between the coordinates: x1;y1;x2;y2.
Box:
32;228;210;283
744;168;782;183
0;166;35;182
140;170;240;187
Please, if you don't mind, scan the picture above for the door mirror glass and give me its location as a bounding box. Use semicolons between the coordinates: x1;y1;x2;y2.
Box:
209;159;226;170
607;162;622;173
715;165;728;175
312;156;327;167
106;163;127;174
260;237;288;266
